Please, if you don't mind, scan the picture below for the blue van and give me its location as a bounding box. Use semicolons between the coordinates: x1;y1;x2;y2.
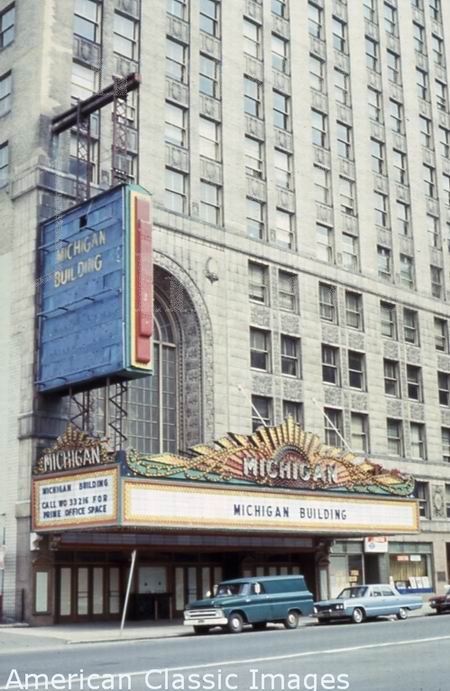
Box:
184;575;314;634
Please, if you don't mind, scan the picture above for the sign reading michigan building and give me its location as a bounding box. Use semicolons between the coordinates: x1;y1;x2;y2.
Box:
125;418;415;497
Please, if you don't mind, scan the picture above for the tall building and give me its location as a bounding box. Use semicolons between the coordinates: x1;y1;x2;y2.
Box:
1;0;450;623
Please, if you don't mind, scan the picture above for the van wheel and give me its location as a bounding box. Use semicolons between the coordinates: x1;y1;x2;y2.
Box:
228;613;244;634
284;610;300;629
351;608;364;624
253;622;267;631
193;626;209;634
396;608;408;620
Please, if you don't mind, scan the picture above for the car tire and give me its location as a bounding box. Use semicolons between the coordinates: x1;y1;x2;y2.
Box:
351;608;364;624
396;607;408;620
193;626;209;635
228;613;244;634
252;622;267;631
284;610;300;629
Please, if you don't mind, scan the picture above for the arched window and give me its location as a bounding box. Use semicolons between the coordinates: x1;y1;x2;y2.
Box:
127;298;179;454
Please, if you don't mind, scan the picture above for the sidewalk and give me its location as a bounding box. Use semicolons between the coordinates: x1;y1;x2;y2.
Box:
0;603;433;646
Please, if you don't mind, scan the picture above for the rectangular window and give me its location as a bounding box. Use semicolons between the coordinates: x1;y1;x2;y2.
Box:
381;301;396;338
283;401;303;425
444;432;450;465
429;0;441;22
279;271;298;312
346;291;363;330
337;122;352;159
245;136;264;178
371;138;385;175
272;33;288;73
275;149;292;189
368;87;382;122
248;261;269;305
389;99;403;133
363;0;377;22
332;17;347;53
200;55;218;98
438;372;450;406
252;395;272;431
314;166;330;204
335;69;349;105
0;71;11;117
342;233;359;271
308;2;323;39
165;168;187;213
324;408;344;447
399;254;414;288
281;335;301;377
273;91;290;130
423;164;436;198
436;79;448;111
374;192;389;227
312;110;327;148
397;201;410;236
430;265;443;298
74;0;100;42
319;282;337;322
366;37;379;71
200;0;219;37
340;177;356;215
0;4;15;49
413;22;425;53
166;39;187;83
393;149;408;185
244;77;262;118
443;173;450;205
113;12;137;59
168;0;187;20
404;308;419;345
387;51;401;84
416;68;429;100
310;55;325;93
246;198;265;240
432;34;445;66
71;62;97;101
165;102;187;147
427;214;440;248
410;423;426;460
378;245;392;279
322;345;340;385
419;115;432;148
440;126;450;158
275;208;294;249
384;359;400;396
387;418;403;455
316;224;334;263
199;117;220;160
384;2;397;34
407;365;422;401
351;413;369;452
250;328;271;371
244;18;261;59
0;141;8;187
199;181;221;224
272;0;287;18
348;351;366;390
435;317;448;352
414;481;429;518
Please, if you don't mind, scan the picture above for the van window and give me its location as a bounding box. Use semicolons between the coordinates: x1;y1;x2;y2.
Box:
216;583;248;597
250;583;265;595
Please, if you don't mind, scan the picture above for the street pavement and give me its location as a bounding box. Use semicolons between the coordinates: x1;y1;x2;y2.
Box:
0;612;448;691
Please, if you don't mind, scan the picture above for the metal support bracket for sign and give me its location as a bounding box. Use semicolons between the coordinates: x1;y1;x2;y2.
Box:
75;102;91;202
104;379;128;451
112;77;132;186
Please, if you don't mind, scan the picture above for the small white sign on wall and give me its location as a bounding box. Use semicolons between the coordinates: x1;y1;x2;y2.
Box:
138;566;167;594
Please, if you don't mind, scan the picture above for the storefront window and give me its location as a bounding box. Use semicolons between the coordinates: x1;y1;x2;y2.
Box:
389;543;433;592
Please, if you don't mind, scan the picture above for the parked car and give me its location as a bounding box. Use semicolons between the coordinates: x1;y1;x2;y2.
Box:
314;584;423;624
429;586;450;614
184;575;314;634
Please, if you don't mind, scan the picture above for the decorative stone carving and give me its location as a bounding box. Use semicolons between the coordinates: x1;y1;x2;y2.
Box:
278;188;295;213
245;115;264;140
246;176;266;202
313;146;331;167
311;90;328;113
273;70;291;95
272;15;289;39
250;303;271;327
409;403;424;421
322;324;340;345
200;95;221;120
274;128;293;151
165;144;189;172
438;354;450;371
347;331;364;351
245;55;263;81
200;33;221;59
324;386;343;406
166;78;189;106
167;16;189;44
251;372;274;396
200;158;222;184
351;392;368;411
310;37;326;61
282;379;303;399
245;0;263;22
432;484;446;520
386;399;403;417
377;228;392;247
384;340;399;359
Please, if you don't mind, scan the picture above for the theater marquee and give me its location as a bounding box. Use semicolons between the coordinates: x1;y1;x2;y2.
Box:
122;481;419;535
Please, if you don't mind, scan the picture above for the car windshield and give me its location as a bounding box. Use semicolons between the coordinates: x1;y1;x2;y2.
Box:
215;583;248;597
337;586;368;599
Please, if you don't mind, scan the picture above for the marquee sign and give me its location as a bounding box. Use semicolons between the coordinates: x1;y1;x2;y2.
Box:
122;482;419;535
126;418;415;497
33;425;113;475
32;468;119;531
36;184;153;394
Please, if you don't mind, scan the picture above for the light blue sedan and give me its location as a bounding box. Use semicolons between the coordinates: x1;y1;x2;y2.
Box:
314;584;423;624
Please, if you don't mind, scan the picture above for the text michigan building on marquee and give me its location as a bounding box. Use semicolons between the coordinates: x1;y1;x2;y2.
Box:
31;417;419;623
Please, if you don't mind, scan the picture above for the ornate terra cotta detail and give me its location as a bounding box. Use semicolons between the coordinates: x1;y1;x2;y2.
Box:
34;424;112;475
126;417;415;497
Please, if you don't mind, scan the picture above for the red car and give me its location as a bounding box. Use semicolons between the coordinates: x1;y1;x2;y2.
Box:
429;587;450;614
